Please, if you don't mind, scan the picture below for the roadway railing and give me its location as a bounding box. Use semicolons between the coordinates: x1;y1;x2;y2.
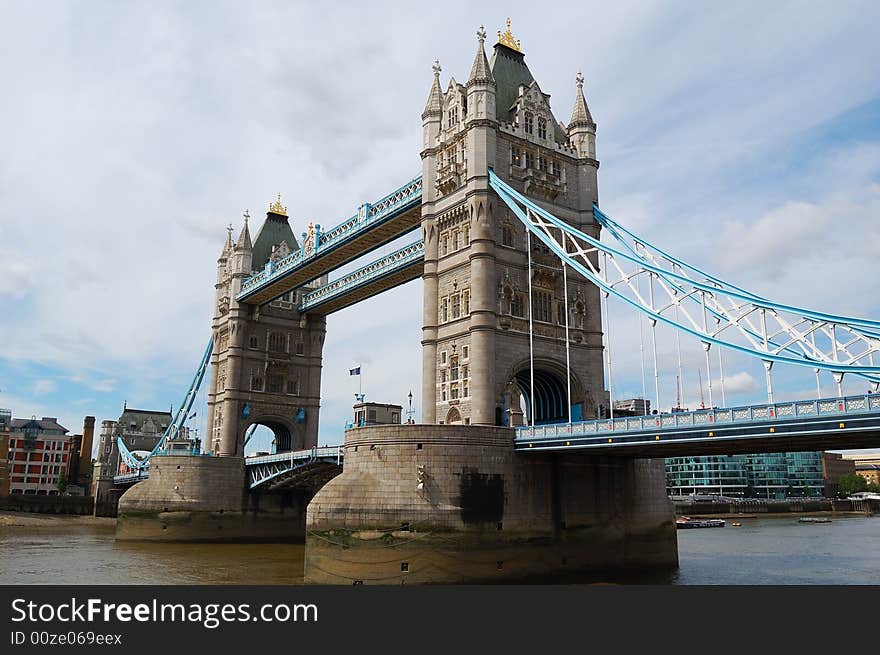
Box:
244;446;343;466
514;393;880;442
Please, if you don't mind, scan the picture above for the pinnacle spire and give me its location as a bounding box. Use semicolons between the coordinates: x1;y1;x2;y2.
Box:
568;71;595;129
236;210;252;251
468;25;493;86
422;60;443;119
220;223;234;258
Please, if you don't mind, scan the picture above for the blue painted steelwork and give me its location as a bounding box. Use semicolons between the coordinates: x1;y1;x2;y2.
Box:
298;240;424;313
237;176;423;302
245;447;343;490
488;170;880;379
116;336;214;476
515;392;880;450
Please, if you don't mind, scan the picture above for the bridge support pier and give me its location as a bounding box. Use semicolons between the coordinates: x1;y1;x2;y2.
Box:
115;455;309;542
305;425;678;584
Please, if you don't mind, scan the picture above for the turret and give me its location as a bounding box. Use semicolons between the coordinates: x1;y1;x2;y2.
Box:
232;212;253;275
422;60;443;152
567;71;596;159
466;25;496;123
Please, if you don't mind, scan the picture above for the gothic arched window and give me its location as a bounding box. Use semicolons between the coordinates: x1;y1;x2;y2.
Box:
524;112;534;134
538;118;547;140
268;332;286;353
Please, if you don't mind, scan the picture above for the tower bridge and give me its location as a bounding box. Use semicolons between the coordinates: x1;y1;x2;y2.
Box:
113;20;880;584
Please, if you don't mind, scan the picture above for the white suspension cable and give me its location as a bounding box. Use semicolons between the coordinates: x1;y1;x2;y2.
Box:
760;309;774;404
717;341;726;408
637;273;648;414
527;227;535;428
811;329;822;399
563;259;572;423
701;291;714;408
602;250;615;420
649;272;661;414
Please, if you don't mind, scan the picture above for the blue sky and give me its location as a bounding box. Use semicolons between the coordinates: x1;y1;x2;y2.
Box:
1;1;878;454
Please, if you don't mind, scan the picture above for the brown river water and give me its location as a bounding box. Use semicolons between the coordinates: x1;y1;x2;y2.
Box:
2;512;879;585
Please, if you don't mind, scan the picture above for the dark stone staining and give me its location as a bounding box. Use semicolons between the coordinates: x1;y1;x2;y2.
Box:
459;469;504;524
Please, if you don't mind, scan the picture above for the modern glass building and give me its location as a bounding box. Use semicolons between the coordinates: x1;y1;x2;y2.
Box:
666;451;825;498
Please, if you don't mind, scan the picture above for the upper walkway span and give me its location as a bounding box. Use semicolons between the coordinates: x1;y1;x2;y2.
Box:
236;176;422;306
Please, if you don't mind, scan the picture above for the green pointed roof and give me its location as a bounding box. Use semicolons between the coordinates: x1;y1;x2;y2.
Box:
489;43;533;122
252;211;299;271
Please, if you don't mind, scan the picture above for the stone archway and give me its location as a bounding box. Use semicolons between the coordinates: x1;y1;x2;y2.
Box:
239;413;300;455
445;407;463;425
503;359;586;426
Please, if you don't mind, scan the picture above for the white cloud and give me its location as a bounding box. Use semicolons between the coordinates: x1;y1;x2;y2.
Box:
720;371;758;396
0;1;878;436
32;380;58;396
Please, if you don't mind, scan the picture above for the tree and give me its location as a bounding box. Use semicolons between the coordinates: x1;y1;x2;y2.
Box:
56;470;67;494
838;473;868;496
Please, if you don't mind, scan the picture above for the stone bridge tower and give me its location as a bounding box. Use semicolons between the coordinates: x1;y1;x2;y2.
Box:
206;198;327;456
420;22;607;427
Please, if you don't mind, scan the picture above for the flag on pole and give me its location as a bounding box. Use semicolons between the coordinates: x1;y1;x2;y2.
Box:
349;366;361;376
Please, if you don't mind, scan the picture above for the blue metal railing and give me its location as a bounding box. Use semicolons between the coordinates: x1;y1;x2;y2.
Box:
298;240;424;311
244;446;342;466
238;176;422;299
514;393;880;442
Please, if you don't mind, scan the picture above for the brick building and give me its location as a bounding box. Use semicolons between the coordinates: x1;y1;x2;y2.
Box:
6;414;73;495
821;452;856;497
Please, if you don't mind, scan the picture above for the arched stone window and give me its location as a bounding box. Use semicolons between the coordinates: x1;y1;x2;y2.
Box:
524;112;533;134
537;118;547;139
446;407;463;424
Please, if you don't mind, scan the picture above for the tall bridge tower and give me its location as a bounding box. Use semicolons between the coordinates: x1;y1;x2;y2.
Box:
420;22;606;427
206;199;326;456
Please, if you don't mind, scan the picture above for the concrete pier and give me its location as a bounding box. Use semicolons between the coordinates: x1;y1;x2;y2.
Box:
305;425;678;584
116;455;308;542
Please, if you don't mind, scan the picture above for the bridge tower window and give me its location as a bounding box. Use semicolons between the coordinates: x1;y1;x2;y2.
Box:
511;146;521;166
502;223;514;247
510;293;524;317
524;112;533;134
537;118;547;140
267;375;283;393
251;376;264;392
452;294;461;319
463;225;470;245
524;151;533;169
538;156;548;172
533;290;553;323
462;290;470;315
295;342;305;355
441;297;449;323
268;332;286;353
249;335;259;349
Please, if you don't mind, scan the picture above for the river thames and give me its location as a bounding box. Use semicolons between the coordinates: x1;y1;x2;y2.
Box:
2;513;878;585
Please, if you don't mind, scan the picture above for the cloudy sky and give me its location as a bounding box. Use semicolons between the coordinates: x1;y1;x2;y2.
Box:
1;1;878;454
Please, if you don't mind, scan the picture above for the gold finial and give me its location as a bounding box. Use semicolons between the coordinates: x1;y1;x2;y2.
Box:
268;193;287;217
497;17;522;53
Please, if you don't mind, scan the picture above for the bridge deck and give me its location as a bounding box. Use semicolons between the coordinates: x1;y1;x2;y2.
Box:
515;394;880;457
298;240;424;314
236;177;422;306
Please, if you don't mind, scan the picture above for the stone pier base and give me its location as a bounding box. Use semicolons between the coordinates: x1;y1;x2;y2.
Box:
305;425;678;584
116;455;308;542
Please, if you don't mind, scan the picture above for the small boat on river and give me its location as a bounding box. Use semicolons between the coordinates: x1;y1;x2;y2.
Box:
798;517;832;523
676;516;725;529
